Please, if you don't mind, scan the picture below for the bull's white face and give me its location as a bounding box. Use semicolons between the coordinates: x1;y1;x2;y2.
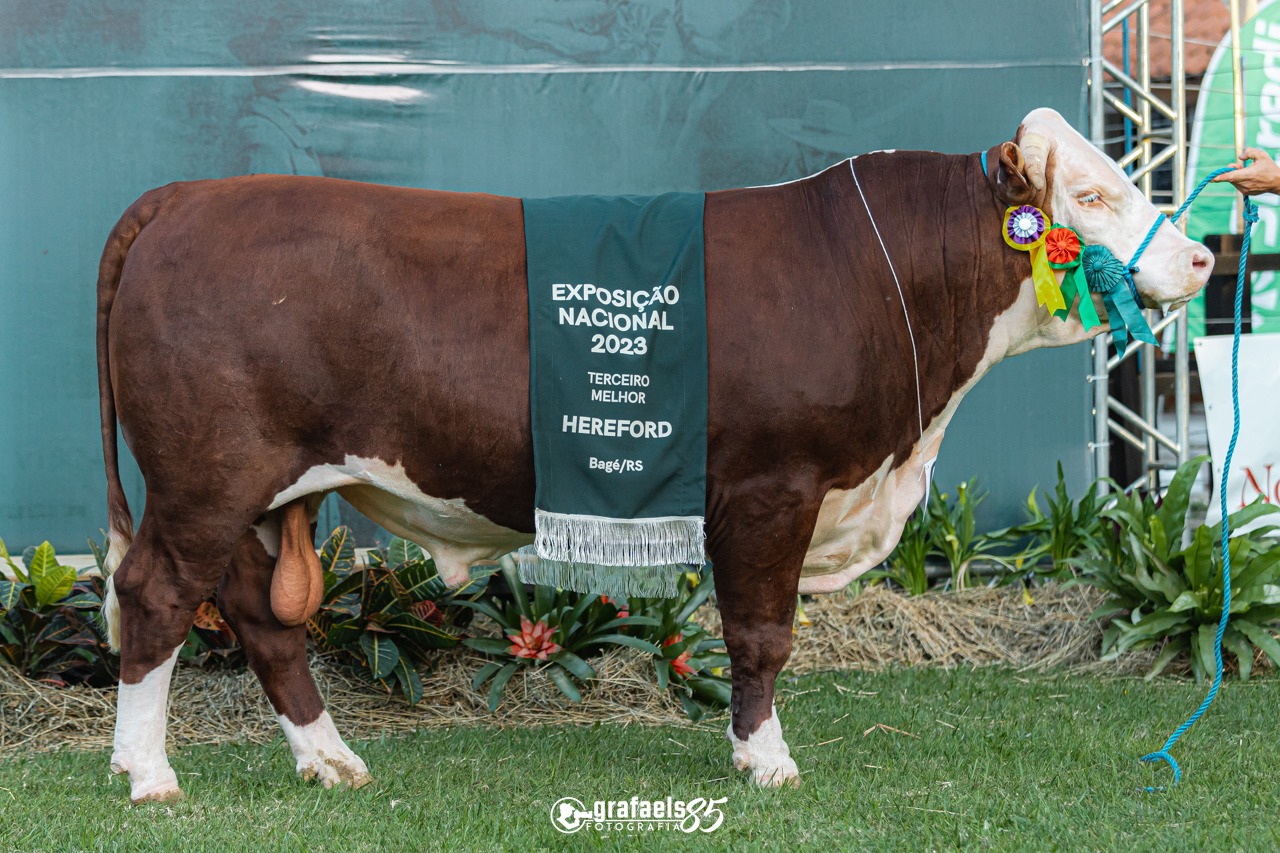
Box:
1020;108;1213;312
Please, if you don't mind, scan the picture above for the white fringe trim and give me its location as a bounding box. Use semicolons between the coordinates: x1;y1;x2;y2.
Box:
514;547;688;598
534;509;705;567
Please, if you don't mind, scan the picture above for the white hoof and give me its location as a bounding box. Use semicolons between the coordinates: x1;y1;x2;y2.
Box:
279;711;373;789
745;756;801;788
112;755;182;804
727;707;801;788
295;749;372;789
112;647;183;804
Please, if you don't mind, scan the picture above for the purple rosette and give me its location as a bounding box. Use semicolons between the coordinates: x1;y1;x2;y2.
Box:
1005;205;1046;246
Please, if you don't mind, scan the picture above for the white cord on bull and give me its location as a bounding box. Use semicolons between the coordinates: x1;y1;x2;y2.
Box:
848;159;928;495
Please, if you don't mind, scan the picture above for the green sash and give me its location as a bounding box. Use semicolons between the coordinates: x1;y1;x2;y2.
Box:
521;193;708;598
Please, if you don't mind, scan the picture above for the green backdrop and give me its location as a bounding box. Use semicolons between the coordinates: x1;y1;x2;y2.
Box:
0;1;1091;551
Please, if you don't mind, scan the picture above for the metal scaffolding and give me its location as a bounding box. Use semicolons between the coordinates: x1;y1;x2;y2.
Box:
1088;0;1191;491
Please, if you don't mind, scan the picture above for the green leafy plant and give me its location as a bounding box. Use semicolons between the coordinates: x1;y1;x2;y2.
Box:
988;463;1113;582
460;560;661;710
1078;456;1280;681
307;528;484;703
927;478;998;590
0;538;116;686
867;508;932;595
625;567;732;720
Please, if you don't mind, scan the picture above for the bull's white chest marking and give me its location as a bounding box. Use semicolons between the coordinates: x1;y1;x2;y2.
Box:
797;293;1060;595
269;455;530;586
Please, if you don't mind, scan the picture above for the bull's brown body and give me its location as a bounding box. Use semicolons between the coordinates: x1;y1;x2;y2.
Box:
97;143;1072;795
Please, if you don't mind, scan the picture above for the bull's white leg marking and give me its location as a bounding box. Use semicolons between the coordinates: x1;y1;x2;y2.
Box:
111;646;182;803
270;455;531;588
278;712;372;789
727;706;799;787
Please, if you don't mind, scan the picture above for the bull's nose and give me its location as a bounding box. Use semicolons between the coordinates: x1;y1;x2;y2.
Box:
1190;248;1212;279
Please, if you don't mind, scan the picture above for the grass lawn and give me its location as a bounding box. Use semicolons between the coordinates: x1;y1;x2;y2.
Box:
1;667;1277;851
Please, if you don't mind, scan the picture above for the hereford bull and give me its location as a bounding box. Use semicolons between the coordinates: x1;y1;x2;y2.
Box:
97;108;1212;802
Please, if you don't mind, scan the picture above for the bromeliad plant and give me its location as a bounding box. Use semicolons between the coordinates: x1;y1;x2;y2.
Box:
307;528;486;703
1078;456;1280;681
461;559;663;710
0;538;116;687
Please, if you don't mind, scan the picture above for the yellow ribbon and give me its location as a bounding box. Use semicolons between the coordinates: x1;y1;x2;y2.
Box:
1030;242;1066;313
1002;206;1066;314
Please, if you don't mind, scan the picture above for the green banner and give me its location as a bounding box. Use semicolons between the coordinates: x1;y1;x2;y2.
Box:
1186;1;1280;336
522;194;707;596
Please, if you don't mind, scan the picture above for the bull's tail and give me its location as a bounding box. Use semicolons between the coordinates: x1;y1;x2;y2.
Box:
99;186;177;652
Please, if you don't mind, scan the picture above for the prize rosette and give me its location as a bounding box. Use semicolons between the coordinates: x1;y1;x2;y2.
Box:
1042;224;1101;331
1002;205;1066;313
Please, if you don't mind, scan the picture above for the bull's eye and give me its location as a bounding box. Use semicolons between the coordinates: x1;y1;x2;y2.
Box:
1077;192;1102;205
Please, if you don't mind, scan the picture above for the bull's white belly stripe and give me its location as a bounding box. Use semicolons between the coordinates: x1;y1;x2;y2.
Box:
111;646;182;802
270;455;531;586
253;515;281;558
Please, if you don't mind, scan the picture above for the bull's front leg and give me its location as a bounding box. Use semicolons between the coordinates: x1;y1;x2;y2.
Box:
708;489;813;787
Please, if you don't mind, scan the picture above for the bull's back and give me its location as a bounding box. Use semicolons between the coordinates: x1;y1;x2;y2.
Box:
109;176;537;529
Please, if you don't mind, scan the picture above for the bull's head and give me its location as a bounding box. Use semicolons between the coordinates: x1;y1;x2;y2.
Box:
991;108;1212;327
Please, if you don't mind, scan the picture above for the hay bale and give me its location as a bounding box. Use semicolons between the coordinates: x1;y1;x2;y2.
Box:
0;583;1141;754
782;583;1109;673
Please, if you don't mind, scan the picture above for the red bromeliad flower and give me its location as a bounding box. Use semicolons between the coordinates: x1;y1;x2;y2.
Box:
600;596;629;618
508;616;562;661
664;633;696;679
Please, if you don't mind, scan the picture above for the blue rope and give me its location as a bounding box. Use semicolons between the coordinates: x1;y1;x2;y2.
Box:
1139;166;1256;790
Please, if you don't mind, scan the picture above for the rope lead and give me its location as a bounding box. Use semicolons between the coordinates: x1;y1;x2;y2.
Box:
1139;167;1255;791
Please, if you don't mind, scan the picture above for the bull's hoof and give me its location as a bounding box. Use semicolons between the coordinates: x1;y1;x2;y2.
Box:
749;761;802;788
732;747;801;787
296;750;373;790
131;784;185;805
727;712;801;788
112;754;183;804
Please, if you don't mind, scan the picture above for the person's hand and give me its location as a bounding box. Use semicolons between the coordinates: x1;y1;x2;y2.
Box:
1212;147;1280;195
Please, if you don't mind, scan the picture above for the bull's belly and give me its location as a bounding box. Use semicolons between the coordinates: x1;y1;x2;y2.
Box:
269;455;531;586
798;451;933;595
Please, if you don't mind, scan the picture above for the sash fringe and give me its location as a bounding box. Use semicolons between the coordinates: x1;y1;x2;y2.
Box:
514;546;688;598
534;509;705;567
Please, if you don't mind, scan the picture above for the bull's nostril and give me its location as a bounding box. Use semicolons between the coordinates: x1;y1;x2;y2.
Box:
1192;252;1212;272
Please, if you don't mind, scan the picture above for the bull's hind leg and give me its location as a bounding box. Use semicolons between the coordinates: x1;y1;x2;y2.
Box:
109;517;232;803
217;513;371;789
709;493;811;788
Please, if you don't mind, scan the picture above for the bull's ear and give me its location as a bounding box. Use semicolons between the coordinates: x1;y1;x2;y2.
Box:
992;141;1037;206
